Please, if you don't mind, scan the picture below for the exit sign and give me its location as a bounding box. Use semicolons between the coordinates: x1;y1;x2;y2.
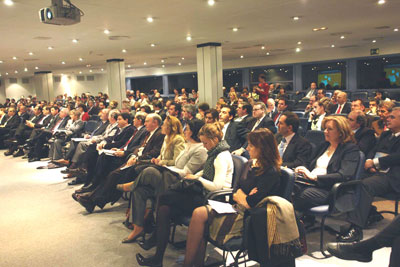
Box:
370;48;379;55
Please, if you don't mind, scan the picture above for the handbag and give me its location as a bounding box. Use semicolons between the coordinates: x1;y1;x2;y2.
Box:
168;179;204;195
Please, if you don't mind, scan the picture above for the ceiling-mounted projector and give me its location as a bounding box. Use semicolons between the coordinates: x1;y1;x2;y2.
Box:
39;0;83;25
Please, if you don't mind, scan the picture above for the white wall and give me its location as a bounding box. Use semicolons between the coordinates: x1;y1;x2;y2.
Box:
4;77;36;100
0;78;6;104
53;74;108;97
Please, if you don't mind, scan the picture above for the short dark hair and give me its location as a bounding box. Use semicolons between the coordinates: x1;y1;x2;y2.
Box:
153;100;163;109
282;111;299;133
278;97;288;106
135;113;146;124
78;103;87;112
187;119;205;142
221;104;235;119
241;103;252;115
118;112;131;123
52;105;60;112
170;102;182;115
205;108;219;121
318;88;326;95
141;105;151;114
198;102;210;112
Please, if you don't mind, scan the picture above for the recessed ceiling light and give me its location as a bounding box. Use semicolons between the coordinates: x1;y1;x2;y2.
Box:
261;46;265;50
14;70;18;74
240;55;244;58
186;35;192;41
86;64;91;67
0;74;1;77
101;68;104;71
24;68;28;72
147;17;154;23
150;43;156;47
122;49;127;53
89;69;93;73
79;57;83;61
48;46;53;50
162;65;165;68
144;62;147;65
232;27;238;32
28;52;34;56
72;39;78;43
295;47;301;52
12;56;17;60
127;65;131;68
104;29;110;34
292;16;300;21
161;59;165;63
331;44;335;48
79;71;82;74
181;57;185;60
4;0;14;6
178;62;182;66
297;41;302;45
313;27;328;32
5;72;9;75
61;61;66;64
208;0;215;6
340;35;345;39
378;0;385;4
394;28;399;32
0;60;3;63
372;40;377;43
35;66;39;70
266;52;270;55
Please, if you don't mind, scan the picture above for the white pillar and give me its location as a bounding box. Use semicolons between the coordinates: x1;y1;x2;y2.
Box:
106;58;126;106
196;42;223;107
34;71;54;101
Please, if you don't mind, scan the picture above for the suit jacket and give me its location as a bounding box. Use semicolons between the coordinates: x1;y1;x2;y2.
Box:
34;114;52;128
65;119;85;138
88;106;100;116
158;134;186;166
241;115;277;151
236;115;256;140
310;142;360;190
332;103;351;114
367;131;400;192
278;133;312;169
91;121;109;136
124;126;148;156
3;114;20;129
354;127;376;157
224;121;244;152
104;125;135;149
136;127;165;161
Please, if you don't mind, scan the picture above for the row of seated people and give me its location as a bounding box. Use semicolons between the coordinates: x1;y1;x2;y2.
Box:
1;96;399;266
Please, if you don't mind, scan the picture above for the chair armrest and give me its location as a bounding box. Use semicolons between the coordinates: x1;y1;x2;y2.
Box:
207;189;234;200
329;180;363;213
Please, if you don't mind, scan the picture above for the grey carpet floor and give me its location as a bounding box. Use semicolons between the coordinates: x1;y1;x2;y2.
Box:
0;152;392;267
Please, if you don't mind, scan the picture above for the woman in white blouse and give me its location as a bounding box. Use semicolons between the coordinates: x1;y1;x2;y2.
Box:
309;100;327;131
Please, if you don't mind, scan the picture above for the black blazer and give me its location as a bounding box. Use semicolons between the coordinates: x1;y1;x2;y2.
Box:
3;114;20;129
91;121;109;136
88;106;100;116
332;103;351;114
138;127;165;160
104;125;135;149
124;126;148;156
310;142;360;190
354;127;376;157
236;115;256;140
278;133;312;169
34;114;52;128
224;121;244;152
249;115;277;134
367;131;400;192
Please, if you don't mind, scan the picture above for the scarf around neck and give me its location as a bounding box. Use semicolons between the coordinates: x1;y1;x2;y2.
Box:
202;140;230;181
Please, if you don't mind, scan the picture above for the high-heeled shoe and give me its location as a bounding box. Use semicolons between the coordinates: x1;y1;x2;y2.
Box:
121;231;145;243
138;235;157;251
116;181;135;192
136;253;162;267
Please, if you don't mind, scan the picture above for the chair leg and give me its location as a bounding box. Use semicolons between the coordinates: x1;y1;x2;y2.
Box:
395;199;399;216
319;216;331;258
169;224;177;244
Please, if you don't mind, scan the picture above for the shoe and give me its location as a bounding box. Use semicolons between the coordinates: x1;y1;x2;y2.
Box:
4;150;14;156
54;159;69;166
121;231;145;243
116;181;135;192
13;149;24;157
61;169;70;174
63;173;76;179
22;154;29;159
367;213;384;227
36;165;48;170
337;225;363;242
122;220;134;230
72;192;79;201
139;234;157;251
77;192;92;200
68;179;83;186
28;157;40;162
75;184;95;194
77;197;95;213
136;253;162;267
327;242;372;262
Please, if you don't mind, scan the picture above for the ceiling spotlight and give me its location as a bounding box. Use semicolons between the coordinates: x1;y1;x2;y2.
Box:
186;35;192;41
0;60;3;63
261;46;265;50
295;47;301;52
178;62;182;66
181;57;185;60
122;49;127;53
4;0;14;6
14;70;18;74
144;62;147;65
101;68;104;71
340;35;346;39
89;69;93;73
24;67;28;72
35;66;39;70
313;27;328;32
79;71;82;74
150;43;156;47
86;64;91;67
104;29;110;34
161;59;165;63
72;39;78;43
232;27;238;32
378;0;385;4
29;52;34;56
162;65;165;68
147;17;154;23
127;65;131;68
240;55;244;58
48;46;53;50
61;61;66;64
79;57;83;61
208;0;215;6
5;72;9;75
292;16;300;21
331;44;335;48
394;28;399;32
297;41;302;45
12;56;17;60
266;52;270;55
372;40;377;43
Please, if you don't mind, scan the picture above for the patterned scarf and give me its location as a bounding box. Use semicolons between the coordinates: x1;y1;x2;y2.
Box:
202;140;230;181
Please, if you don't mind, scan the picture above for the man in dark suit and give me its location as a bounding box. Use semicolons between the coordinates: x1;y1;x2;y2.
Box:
303;82;318;99
272;97;289;126
351;99;375;128
232;101;276;157
87;100;100;116
220;105;243;152
75;113;165;212
0;107;20;148
338;107;400;242
347;110;376;156
332;92;351;114
236;102;256;141
277;112;312;169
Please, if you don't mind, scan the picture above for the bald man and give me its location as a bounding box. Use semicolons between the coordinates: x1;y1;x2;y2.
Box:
333;92;351;114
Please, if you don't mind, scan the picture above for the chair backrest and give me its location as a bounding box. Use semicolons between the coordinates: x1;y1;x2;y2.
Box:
84;120;100;133
355;151;366;181
304;130;325;147
231;155;248;189
90;115;100;121
278;167;295;201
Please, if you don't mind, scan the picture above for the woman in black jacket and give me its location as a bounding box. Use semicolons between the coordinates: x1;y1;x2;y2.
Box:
293;115;360;211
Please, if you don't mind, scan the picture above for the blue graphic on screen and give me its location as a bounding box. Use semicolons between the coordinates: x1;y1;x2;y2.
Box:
384;64;400;86
317;70;342;88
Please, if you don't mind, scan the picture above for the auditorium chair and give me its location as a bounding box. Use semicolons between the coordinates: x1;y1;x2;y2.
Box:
304;130;326;148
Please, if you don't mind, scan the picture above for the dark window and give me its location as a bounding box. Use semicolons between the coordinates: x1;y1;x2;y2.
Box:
86;75;95;81
130;76;163;94
223;69;242;90
250;66;293;91
357;56;400;89
168;73;197;93
77;75;85;81
302;61;346;91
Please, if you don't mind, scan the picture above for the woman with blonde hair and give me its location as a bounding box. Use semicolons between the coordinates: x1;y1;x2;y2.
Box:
136;122;234;266
293;115;360;212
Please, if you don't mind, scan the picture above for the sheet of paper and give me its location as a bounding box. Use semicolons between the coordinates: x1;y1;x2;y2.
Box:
120;164;133;171
208;200;237;214
71;138;88;142
102;149;116;156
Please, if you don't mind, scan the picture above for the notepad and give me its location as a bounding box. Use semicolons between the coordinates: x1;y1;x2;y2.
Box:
208;200;237;214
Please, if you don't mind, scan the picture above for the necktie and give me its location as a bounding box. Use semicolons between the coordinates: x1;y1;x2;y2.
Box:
51;119;63;133
274;112;281;123
336;105;342;114
278;138;286;157
121;129;138;149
